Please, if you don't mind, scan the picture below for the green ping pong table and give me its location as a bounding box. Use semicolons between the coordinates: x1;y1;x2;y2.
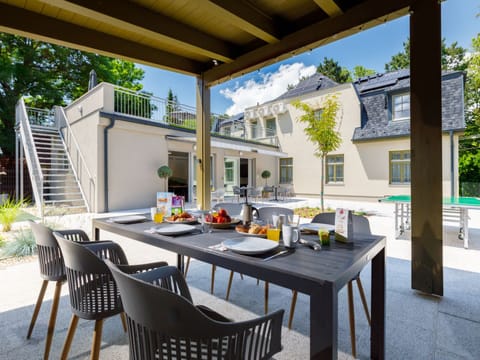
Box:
380;195;480;249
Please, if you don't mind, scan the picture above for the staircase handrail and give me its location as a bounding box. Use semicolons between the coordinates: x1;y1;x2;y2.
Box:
16;98;44;216
55;106;94;212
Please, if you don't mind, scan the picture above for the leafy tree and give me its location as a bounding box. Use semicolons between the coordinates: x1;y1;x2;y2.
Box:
316;57;351;83
351;65;376;80
0;33;145;155
385;38;468;72
165;88;180;124
459;34;480;195
293;95;342;211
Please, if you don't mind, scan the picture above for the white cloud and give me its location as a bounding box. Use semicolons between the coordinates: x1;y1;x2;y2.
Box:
220;62;316;116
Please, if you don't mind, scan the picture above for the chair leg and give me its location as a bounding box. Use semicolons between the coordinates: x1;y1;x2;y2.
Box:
27;280;49;339
347;281;357;359
184;256;191;277
210;265;216;294
226;271;234;301
240;273;244;280
264;282;269;314
288;290;298;329
44;281;63;360
61;315;79;360
120;312;127;332
356;277;371;326
91;319;104;360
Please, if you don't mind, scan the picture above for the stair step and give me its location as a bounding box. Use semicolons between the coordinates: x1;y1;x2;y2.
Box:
44;192;83;196
31;125;57;131
35;145;65;150
43;199;85;204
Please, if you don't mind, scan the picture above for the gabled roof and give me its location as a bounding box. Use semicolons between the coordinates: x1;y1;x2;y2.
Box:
352;70;465;141
274;72;339;101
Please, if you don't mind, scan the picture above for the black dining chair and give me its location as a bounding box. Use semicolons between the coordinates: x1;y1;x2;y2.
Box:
26;220;90;360
289;212;372;358
54;232;168;360
105;261;284;360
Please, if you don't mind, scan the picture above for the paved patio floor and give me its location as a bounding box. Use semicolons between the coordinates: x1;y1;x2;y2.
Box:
1;198;479;359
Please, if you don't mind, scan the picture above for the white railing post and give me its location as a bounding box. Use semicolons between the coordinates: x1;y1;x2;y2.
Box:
16;98;44;217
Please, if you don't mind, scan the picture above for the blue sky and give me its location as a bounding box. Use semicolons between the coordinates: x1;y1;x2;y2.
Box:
138;0;479;115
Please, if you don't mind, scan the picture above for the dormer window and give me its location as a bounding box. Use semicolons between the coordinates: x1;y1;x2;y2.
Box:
392;93;410;121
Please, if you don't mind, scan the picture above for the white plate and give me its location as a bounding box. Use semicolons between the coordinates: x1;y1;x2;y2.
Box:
222;237;279;255
110;215;147;224
299;223;335;233
154;224;197;235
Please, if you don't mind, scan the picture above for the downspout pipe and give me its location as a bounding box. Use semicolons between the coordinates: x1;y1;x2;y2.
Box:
450;130;454;198
104;116;116;212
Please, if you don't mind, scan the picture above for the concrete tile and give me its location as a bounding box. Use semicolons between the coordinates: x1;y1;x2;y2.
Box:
436;312;480;359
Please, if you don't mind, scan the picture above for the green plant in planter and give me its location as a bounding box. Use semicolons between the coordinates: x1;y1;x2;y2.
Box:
1;228;36;257
0;197;25;232
261;170;271;186
157;165;173;191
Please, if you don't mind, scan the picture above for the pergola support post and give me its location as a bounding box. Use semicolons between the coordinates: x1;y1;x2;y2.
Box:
195;75;211;210
410;0;443;296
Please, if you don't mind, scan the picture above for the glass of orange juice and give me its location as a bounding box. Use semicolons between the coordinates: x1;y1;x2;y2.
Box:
152;207;165;223
266;222;281;242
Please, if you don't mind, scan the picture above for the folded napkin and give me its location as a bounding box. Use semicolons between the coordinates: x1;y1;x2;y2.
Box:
208;243;228;251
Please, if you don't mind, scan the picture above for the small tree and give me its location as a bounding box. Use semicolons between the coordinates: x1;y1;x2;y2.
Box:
157;165;173;191
293;94;342;211
261;170;271;186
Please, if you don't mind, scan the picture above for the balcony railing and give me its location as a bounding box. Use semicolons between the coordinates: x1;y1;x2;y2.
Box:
113;85;278;146
26;107;55;127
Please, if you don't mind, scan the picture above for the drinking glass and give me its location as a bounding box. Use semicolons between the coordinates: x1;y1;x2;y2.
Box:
201;210;213;233
152;207;165;223
266;220;281;242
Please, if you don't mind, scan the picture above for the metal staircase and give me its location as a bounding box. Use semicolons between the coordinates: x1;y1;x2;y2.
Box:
30;125;87;211
31;125;87;211
16;100;89;216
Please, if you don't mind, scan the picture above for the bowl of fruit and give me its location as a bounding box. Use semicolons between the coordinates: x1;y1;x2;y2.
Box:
203;208;241;229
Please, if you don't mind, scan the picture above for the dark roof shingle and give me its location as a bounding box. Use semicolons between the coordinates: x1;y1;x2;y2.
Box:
352;70;465;141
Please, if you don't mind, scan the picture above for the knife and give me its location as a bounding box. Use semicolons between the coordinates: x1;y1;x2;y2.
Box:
262;249;290;261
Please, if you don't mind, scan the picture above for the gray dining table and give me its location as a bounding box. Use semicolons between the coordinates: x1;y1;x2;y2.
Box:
92;216;385;360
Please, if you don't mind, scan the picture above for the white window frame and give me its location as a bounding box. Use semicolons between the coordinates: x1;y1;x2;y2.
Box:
392;93;410;121
279;158;293;184
389;150;411;184
326;154;344;184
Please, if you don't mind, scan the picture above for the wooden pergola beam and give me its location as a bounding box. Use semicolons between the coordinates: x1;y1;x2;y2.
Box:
313;0;343;17
208;0;281;43
410;0;443;296
38;0;236;63
204;0;411;85
0;3;204;76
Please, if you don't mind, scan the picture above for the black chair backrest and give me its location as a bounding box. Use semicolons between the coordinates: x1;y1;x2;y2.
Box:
106;261;284;360
54;232;127;320
29;220;65;281
312;212;372;235
257;206;293;222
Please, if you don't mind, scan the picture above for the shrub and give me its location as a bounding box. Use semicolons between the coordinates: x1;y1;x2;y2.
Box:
1;228;36;257
0;197;25;232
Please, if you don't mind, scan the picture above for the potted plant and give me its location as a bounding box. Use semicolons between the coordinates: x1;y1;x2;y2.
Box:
261;170;272;198
157;165;173;191
261;170;271;186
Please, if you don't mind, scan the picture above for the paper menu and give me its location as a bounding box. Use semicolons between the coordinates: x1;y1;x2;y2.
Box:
334;208;353;243
157;192;173;216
